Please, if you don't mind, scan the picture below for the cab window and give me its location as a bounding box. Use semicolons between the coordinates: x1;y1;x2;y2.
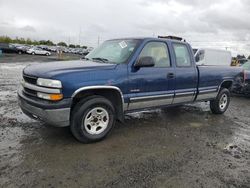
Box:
173;43;192;67
139;42;170;67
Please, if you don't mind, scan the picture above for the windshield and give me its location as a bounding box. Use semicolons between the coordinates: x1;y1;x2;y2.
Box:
242;61;250;70
86;39;140;64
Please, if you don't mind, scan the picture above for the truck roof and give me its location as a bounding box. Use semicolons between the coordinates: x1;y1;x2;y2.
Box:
106;37;187;44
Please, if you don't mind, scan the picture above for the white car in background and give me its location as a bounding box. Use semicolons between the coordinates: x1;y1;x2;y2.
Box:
27;47;51;56
194;48;232;66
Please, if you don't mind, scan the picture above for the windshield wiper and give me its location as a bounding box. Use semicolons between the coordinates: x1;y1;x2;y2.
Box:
92;57;109;63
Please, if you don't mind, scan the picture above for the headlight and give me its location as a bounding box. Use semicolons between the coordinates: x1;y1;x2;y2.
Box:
37;92;63;101
37;78;62;88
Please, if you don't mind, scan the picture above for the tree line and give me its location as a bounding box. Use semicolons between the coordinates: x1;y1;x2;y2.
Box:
0;36;87;48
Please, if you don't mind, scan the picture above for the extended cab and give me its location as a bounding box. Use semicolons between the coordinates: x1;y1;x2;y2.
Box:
18;37;241;143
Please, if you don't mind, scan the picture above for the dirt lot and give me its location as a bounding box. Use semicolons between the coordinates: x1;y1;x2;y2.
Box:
0;55;250;188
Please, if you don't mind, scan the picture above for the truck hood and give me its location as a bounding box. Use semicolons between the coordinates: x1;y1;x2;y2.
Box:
23;60;117;78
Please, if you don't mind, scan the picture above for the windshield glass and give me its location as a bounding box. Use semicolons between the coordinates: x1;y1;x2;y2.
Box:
242;61;250;70
86;39;140;64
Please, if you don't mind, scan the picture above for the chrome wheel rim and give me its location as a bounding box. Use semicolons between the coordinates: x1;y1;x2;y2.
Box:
83;107;109;135
219;94;228;110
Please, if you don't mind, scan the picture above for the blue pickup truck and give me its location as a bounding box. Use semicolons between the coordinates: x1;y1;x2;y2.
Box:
18;37;241;143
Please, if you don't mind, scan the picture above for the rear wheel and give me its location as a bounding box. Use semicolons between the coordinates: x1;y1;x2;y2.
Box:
210;88;230;114
70;96;115;143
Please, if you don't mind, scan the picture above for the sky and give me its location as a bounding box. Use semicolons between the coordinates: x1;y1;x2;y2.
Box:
0;0;250;56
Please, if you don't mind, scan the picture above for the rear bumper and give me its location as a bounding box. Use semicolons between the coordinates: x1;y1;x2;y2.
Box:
18;89;71;127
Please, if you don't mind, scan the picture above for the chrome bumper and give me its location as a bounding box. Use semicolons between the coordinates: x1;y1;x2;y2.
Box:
18;90;71;127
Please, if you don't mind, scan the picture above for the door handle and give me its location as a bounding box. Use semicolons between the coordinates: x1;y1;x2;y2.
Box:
167;73;175;79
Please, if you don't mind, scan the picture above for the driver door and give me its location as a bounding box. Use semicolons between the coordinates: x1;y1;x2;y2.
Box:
128;41;175;110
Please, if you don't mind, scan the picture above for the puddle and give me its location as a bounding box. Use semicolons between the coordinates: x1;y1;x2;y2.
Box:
126;109;161;120
189;122;203;128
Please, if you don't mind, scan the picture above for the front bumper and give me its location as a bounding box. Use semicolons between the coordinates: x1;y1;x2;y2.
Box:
18;89;72;127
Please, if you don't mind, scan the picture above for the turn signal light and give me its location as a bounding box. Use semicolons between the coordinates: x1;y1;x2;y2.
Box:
50;94;63;101
37;92;63;101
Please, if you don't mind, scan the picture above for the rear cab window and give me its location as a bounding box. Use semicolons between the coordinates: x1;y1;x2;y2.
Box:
173;43;192;67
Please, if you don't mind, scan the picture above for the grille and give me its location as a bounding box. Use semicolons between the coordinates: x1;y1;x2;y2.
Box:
23;74;37;85
22;74;38;98
23;87;37;97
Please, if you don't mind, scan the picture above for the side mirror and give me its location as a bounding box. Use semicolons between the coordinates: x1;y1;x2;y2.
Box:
134;56;155;68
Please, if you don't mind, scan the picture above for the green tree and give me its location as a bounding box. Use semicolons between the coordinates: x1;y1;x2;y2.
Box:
57;42;67;47
0;36;12;43
69;44;76;48
39;40;46;45
0;35;62;46
46;40;55;46
26;38;33;45
33;40;39;45
39;40;54;46
15;37;26;44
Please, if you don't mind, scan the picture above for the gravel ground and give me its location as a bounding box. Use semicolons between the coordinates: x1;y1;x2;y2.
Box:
0;58;250;188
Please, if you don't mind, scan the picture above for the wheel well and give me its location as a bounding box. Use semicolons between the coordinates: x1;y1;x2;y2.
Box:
71;89;124;122
220;80;233;90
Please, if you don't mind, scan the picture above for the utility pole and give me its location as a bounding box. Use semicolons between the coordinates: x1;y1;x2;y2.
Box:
68;36;70;45
79;27;82;46
97;36;100;46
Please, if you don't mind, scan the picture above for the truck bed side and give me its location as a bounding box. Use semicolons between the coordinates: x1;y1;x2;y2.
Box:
196;65;241;101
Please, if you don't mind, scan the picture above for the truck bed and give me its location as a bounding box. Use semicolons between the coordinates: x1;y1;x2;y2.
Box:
196;65;242;100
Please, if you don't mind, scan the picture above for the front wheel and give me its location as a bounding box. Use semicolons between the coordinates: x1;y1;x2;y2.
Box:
210;88;230;114
70;96;115;143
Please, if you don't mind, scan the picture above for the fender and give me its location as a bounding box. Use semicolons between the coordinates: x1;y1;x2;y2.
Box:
71;85;125;111
218;79;234;92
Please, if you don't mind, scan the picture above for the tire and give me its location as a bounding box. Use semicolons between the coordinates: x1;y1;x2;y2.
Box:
32;52;35;55
210;88;230;114
46;53;49;56
70;96;115;143
18;51;22;55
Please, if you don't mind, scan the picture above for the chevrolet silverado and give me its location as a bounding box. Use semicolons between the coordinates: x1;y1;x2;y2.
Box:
18;37;241;143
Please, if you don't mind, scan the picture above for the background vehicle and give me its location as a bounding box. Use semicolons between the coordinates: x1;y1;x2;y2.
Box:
194;48;232;66
231;58;248;66
27;47;51;56
232;60;250;95
0;43;23;54
82;47;93;56
16;45;31;54
18;37;241;143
